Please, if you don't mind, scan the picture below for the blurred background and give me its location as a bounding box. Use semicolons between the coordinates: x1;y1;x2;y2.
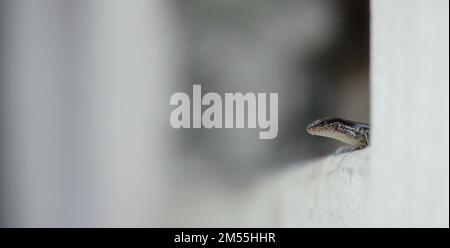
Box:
0;0;369;226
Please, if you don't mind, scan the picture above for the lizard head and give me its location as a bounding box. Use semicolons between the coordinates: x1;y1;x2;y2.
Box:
306;117;334;135
306;117;369;148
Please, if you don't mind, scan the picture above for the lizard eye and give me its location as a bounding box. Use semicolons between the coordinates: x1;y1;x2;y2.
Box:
313;119;324;127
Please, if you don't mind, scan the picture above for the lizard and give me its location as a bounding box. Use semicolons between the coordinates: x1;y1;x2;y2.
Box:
306;117;370;149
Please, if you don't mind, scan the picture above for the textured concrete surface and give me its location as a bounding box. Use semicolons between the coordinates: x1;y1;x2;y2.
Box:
270;148;370;227
176;148;370;227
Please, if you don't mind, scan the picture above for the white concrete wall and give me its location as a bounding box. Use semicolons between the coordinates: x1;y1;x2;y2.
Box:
370;0;449;227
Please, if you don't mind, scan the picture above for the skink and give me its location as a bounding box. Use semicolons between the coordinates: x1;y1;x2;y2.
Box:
306;117;370;149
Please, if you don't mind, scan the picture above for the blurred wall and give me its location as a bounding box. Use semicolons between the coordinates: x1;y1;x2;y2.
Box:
1;0;180;227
